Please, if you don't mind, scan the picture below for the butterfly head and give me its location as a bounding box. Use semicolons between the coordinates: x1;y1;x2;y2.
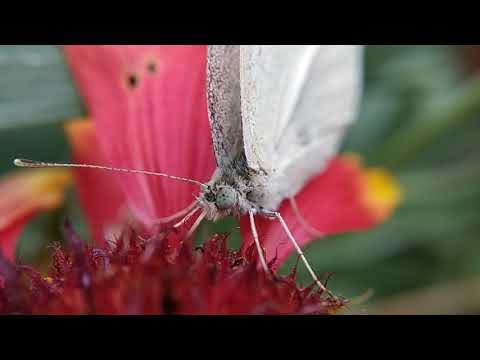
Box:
214;185;238;210
203;184;238;209
199;183;241;220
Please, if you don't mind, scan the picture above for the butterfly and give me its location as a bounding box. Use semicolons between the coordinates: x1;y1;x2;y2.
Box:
15;45;363;297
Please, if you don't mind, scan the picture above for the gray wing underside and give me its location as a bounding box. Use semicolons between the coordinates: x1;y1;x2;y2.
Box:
240;45;364;201
207;45;243;169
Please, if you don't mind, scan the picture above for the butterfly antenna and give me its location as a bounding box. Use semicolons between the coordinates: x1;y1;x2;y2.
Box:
14;158;207;187
274;211;338;300
249;210;269;273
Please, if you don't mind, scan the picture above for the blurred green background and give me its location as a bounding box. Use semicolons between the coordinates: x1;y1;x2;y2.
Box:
2;45;480;315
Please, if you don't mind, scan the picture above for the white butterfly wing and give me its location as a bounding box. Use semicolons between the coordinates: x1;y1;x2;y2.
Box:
207;45;243;168
240;45;363;201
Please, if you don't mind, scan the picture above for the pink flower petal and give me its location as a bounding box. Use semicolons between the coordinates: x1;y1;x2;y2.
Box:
240;155;402;268
65;119;126;245
64;46;216;229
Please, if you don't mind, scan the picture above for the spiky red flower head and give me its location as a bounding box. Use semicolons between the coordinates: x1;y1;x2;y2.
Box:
0;221;344;315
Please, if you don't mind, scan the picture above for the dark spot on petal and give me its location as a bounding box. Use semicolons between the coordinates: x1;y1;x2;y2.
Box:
147;61;157;74
127;73;139;89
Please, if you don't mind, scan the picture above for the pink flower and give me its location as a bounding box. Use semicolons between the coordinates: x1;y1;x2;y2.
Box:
64;45;216;231
1;45;400;290
63;45;400;268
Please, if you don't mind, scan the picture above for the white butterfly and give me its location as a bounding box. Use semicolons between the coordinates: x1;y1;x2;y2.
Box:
15;45;363;297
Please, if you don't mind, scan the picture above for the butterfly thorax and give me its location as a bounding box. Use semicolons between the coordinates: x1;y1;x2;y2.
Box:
197;153;275;221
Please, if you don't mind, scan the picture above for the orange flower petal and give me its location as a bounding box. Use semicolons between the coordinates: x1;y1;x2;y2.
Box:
64;119;126;245
0;169;72;260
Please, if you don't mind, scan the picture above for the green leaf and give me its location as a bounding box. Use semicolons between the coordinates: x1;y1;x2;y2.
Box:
0;45;85;130
380;77;480;166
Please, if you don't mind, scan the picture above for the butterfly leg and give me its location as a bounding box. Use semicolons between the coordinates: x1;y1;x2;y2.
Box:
184;210;207;240
289;198;324;238
249;210;269;273
274;211;337;299
173;206;201;229
154;201;198;226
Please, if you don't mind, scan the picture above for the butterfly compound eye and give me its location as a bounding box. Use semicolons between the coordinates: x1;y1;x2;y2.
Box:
215;186;237;210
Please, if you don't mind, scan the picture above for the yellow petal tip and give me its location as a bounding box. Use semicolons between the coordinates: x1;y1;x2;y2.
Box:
361;167;403;222
340;153;402;222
